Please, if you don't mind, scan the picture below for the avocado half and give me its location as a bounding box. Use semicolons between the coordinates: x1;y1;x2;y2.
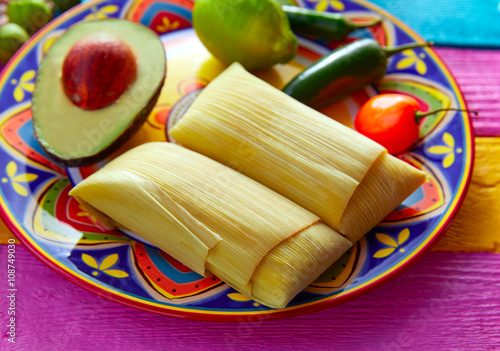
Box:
32;19;166;167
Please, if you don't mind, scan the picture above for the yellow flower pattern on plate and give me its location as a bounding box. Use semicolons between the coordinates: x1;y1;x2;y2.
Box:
427;132;460;169
373;228;410;258
156;17;180;33
2;161;38;197
309;0;345;12
396;49;428;75
81;253;129;278
11;70;36;102
84;5;119;20
227;293;260;306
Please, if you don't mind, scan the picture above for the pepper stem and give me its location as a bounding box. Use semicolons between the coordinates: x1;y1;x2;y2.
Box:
415;108;478;124
383;41;434;57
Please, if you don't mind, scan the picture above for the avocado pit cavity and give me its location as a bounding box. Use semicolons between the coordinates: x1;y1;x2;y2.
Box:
61;33;137;110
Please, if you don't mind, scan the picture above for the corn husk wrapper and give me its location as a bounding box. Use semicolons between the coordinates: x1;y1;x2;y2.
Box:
339;152;427;238
170;63;427;242
69;142;351;308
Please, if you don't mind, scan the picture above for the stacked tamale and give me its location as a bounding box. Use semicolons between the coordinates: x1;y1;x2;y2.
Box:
169;63;426;243
70;63;426;308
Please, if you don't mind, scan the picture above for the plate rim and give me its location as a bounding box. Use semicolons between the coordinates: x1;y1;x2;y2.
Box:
0;0;475;322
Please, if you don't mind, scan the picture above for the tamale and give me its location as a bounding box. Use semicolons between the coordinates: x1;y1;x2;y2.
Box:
170;63;427;243
69;142;352;308
339;152;427;240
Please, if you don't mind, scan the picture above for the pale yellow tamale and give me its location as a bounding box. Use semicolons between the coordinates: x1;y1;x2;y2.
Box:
339;152;427;239
170;63;427;243
69;142;351;308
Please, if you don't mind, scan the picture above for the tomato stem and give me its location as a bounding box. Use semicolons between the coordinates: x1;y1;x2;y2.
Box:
415;108;478;124
383;41;433;57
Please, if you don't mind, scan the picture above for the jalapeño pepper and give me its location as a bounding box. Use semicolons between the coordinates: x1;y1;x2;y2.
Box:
282;39;432;109
282;5;381;40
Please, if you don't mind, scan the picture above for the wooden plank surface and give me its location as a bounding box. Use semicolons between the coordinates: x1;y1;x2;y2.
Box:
1;245;499;350
436;48;500;137
370;0;500;48
0;219;12;243
434;137;500;252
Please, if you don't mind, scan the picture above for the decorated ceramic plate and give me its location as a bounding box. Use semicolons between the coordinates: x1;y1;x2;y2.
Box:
0;0;473;321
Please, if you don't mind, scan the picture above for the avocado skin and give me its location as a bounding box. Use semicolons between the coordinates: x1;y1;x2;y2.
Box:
38;83;164;168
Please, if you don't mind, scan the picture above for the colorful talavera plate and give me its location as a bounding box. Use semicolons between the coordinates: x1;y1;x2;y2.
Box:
0;0;474;321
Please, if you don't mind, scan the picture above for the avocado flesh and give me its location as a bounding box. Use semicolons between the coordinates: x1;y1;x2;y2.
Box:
32;19;166;167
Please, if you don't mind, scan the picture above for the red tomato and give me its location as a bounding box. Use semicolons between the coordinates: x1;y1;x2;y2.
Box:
354;94;421;155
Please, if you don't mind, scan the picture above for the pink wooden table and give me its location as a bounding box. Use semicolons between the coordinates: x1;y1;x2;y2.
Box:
2;246;500;350
1;46;500;351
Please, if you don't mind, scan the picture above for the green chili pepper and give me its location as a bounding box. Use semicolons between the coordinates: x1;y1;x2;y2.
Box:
282;39;432;109
282;5;381;40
